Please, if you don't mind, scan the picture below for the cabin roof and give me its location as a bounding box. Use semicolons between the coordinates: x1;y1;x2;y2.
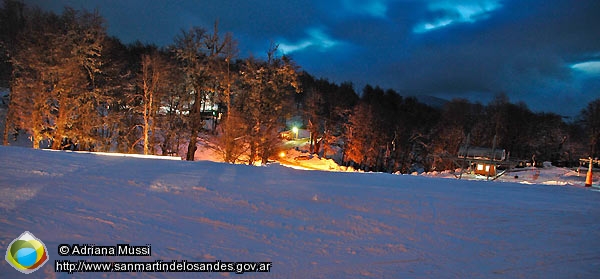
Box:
458;146;506;161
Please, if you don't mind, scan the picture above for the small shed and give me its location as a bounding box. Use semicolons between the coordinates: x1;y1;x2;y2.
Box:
458;146;506;177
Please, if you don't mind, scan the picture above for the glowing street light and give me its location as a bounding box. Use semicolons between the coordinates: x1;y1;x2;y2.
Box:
292;126;298;139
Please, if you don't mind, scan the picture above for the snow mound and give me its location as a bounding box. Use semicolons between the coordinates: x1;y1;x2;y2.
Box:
279;148;352;172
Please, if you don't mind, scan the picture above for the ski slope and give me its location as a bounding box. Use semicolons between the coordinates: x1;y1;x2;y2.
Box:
1;146;599;278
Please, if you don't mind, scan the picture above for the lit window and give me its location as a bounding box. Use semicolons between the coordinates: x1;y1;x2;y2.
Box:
485;165;490;172
477;164;484;171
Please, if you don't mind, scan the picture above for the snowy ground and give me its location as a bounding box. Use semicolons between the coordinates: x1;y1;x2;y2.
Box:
1;146;599;278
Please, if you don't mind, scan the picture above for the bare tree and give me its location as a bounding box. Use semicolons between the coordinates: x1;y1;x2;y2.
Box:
134;51;172;154
173;22;231;161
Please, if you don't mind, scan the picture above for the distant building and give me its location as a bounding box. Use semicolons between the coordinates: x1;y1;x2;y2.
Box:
458;146;506;177
158;91;221;131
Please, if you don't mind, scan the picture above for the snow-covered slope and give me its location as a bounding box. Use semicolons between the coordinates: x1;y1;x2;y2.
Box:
1;146;599;278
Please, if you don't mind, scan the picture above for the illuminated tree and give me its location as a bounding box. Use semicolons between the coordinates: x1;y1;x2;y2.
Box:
8;8;105;149
132;51;175;154
173;23;232;161
215;38;248;163
237;44;300;164
345;102;377;169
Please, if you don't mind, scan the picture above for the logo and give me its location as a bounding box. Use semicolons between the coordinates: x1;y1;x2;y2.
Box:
5;231;49;274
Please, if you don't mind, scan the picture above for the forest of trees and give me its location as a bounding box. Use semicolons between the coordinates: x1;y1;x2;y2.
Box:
0;1;299;164
1;1;599;173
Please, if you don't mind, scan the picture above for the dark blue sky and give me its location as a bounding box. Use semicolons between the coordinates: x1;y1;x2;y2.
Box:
25;0;600;117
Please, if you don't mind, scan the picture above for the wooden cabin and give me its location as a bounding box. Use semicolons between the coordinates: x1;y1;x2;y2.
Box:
458;146;506;177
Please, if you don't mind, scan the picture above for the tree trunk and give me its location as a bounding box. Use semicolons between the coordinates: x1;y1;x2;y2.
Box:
52;92;68;150
142;79;150;155
248;142;256;165
186;90;203;161
186;136;197;161
143;114;150;155
3;104;12;145
31;110;42;149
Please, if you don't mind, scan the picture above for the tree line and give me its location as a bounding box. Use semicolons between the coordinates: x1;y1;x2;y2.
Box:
299;76;600;172
1;1;598;172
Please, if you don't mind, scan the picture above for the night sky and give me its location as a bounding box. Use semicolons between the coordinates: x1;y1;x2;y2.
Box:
24;0;600;117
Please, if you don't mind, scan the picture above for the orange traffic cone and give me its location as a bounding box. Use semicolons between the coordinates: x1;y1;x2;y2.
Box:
585;158;593;187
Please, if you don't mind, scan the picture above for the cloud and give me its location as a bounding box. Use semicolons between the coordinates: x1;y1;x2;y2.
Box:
278;28;342;54
413;0;503;33
571;61;600;76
